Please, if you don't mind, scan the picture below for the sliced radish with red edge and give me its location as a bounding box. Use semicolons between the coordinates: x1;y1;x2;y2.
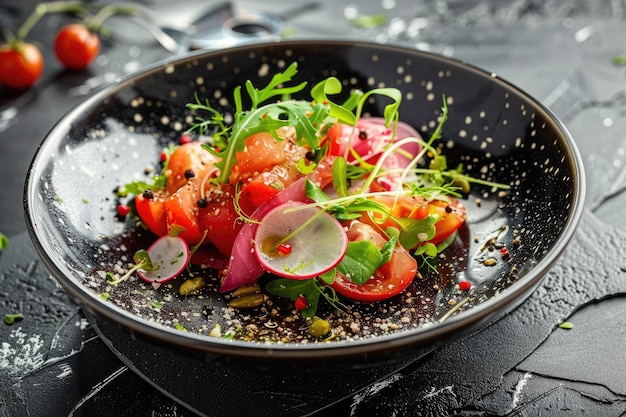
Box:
254;201;348;279
137;235;189;284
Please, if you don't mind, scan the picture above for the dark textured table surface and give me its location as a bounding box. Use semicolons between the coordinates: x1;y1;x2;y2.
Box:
1;1;626;416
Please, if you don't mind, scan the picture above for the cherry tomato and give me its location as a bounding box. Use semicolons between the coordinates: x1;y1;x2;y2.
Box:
429;198;467;245
54;24;100;70
0;42;44;89
134;191;168;237
331;221;417;302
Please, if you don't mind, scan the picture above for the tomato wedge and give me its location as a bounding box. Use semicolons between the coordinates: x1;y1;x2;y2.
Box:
429;198;467;245
198;184;243;255
331;221;417;302
359;194;429;232
164;180;205;245
134;192;168;237
237;161;301;215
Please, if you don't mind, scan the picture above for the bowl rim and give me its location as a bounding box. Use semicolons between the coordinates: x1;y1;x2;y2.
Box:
24;38;587;361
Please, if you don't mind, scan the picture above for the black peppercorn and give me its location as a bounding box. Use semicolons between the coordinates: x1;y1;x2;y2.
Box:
197;198;208;208
143;189;154;199
184;169;195;179
358;130;367;140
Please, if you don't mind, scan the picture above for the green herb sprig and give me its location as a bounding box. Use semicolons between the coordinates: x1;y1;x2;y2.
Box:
107;249;156;286
186;62;401;185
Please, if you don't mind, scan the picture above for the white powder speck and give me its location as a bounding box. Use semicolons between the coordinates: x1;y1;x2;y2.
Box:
75;318;90;330
512;372;532;409
57;362;73;379
0;327;46;375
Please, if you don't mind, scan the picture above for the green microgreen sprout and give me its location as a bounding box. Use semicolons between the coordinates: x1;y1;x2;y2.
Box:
438;297;471;323
107;249;157;286
0;233;8;250
348;13;388;28
186;230;208;277
613;54;626;65
4;313;24;325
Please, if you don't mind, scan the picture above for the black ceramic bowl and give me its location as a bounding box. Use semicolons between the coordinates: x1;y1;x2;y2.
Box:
25;40;584;414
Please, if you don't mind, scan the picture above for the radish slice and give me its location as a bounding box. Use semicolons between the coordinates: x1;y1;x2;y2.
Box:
254;201;348;279
340;118;422;165
219;177;311;292
137;235;189;284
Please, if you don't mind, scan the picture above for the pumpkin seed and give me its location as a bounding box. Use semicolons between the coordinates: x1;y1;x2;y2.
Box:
228;293;269;308
179;276;206;295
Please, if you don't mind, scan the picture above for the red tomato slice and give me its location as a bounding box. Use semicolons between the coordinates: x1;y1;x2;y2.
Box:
359;194;429;232
134;192;168;237
429;198;467;245
237;158;303;214
166;142;218;195
198;184;243;256
331;222;417;302
164;180;205;245
237;181;282;216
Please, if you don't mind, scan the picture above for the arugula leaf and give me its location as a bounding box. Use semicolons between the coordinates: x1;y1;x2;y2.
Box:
120;176;166;196
305;178;332;203
188;63;317;183
310;77;358;126
245;62;306;109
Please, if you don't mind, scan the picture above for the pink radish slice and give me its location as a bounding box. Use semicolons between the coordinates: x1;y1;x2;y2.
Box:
137;235;189;284
340;118;422;164
219;177;311;292
254;201;348;279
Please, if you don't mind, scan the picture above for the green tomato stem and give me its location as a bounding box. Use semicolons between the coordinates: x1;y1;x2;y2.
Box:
16;1;85;41
86;4;137;34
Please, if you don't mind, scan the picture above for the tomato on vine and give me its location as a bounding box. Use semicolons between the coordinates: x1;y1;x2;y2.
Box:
0;42;44;89
54;23;100;70
0;2;137;89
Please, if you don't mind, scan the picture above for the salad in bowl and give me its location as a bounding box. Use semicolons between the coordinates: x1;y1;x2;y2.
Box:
105;62;508;343
25;40;583;364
